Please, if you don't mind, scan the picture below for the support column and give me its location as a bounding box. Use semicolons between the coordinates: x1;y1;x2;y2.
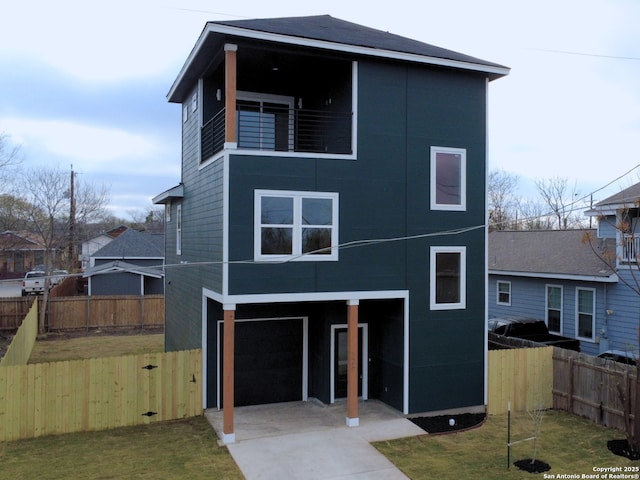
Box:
222;305;236;443
224;44;237;148
346;300;359;427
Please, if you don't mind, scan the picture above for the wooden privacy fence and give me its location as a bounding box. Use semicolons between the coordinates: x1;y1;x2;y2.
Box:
0;349;202;442
0;297;34;331
46;295;164;331
0;300;38;367
487;346;554;415
553;348;635;432
0;296;164;331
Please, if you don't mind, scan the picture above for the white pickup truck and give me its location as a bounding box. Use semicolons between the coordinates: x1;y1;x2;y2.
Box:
21;270;47;296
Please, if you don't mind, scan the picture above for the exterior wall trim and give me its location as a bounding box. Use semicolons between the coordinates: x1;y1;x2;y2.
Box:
202;287;410;414
489;269;619;283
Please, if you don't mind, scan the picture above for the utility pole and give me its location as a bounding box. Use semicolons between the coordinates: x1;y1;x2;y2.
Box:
68;165;76;270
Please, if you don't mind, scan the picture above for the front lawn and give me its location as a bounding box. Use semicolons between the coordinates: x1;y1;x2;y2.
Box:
375;410;635;479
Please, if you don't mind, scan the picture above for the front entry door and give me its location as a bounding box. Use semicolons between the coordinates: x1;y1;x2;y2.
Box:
332;324;367;402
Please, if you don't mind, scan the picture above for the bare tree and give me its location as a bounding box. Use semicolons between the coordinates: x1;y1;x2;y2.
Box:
583;205;640;454
488;169;519;231
0;133;22;194
21;166;110;332
516;200;553;231
127;206;165;233
535;176;581;229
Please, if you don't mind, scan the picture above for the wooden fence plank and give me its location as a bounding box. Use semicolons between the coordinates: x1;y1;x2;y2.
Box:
0;349;202;442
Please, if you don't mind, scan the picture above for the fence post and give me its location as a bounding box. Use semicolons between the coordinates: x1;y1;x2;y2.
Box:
567;356;574;413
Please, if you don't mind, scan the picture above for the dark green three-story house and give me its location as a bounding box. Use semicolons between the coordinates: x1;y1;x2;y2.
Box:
154;15;509;443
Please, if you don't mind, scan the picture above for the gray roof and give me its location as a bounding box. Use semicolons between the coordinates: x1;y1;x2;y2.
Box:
594;182;640;208
489;230;617;280
83;260;163;279
169;15;509;102
213;15;506;69
91;228;164;259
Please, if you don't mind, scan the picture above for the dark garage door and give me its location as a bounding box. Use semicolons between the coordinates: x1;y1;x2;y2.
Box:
221;318;304;406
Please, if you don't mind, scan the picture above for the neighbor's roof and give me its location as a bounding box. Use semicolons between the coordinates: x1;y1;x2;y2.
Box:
168;15;509;102
91;228;164;259
586;182;640;216
489;230;617;282
83;260;163;279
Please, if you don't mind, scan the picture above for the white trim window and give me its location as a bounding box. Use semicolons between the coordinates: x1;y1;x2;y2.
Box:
545;285;562;334
576;287;595;341
497;280;511;306
430;146;466;211
176;203;182;256
255;190;339;261
430;246;466;310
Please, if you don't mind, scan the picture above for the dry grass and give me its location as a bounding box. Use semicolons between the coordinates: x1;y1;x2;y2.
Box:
375;410;634;479
28;332;164;363
0;416;243;479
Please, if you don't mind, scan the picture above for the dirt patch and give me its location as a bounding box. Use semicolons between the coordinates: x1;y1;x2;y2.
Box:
409;412;486;434
0;331;14;360
514;458;551;473
37;327;164;341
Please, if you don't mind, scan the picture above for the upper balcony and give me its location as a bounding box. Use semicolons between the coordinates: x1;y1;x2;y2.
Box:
197;45;355;162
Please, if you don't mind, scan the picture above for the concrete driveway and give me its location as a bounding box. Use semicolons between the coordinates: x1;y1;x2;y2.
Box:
205;400;425;479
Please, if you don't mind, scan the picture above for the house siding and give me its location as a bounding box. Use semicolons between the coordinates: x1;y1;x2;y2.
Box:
488;274;609;355
164;86;225;352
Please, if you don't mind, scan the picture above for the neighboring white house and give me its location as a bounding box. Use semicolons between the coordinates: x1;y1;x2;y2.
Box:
80;226;128;270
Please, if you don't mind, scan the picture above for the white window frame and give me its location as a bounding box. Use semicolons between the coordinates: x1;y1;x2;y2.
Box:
496;280;511;306
430;246;466;310
176;203;182;256
575;287;596;342
254;190;339;262
237;91;295;151
545;284;563;334
430;146;466;211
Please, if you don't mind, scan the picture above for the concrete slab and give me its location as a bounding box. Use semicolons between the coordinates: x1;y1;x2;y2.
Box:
205;400;426;479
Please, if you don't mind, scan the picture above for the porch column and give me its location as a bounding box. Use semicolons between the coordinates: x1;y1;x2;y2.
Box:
222;305;236;443
224;44;237;148
346;300;359;427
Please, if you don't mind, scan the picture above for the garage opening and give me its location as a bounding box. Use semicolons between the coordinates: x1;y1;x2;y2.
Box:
218;317;308;407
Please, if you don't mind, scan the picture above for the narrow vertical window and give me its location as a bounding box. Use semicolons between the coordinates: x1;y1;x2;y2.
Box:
497;280;511;305
576;288;595;341
546;285;562;334
176;203;182;255
430;246;466;310
430;147;466;210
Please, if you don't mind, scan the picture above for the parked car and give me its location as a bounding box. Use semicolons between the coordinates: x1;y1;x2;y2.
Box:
21;270;46;296
597;350;637;366
488;317;581;351
51;269;68;287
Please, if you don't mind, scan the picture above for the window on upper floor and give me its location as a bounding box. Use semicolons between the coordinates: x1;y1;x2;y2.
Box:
576;287;595;341
254;190;339;261
430;246;466;310
546;285;562;334
430;147;466;211
176;203;182;256
497;280;511;306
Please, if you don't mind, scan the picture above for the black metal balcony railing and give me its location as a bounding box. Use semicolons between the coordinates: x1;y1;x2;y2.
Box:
200;106;352;161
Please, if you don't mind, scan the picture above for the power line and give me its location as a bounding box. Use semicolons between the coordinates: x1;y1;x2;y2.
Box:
531;48;640;61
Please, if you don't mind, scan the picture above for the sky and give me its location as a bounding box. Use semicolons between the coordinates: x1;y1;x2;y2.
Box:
1;0;639;219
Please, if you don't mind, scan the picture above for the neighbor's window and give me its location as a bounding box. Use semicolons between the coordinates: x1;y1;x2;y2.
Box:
430;246;466;310
546;285;562;334
497;280;511;306
255;190;338;261
176;203;182;256
576;287;595;341
430;146;466;210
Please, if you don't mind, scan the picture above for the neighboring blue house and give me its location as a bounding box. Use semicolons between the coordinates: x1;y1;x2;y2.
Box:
154;14;508;443
84;228;164;296
489;181;640;356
